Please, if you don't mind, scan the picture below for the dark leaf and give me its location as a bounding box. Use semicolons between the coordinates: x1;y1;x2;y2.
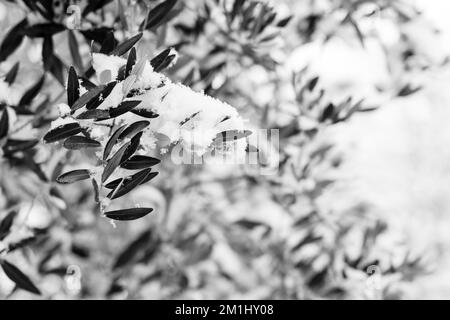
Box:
107;168;155;199
125;47;136;77
320;103;334;122
91;178;100;203
67;67;80;107
130;108;159;118
102;141;131;182
0;109;9;139
398;84;422;97
2;139;38;155
103;125;127;160
56;169;91;184
0;211;17;241
86;81;117;110
109;100;141;118
4;62;20;85
71;84;106;111
105;170;158;189
0;260;41;295
43;122;82;143
100;32;117;54
23;23;65;38
118;120;150;140
110;33;143;56
63;136;101;150
230;0;245;23
150;48;176;72
113;230;152;269
277;16;292;27
76;109;110;120
0;18;28;62
80;27;114;43
104;207;153;221
140;0;178;31
120;132;142;163
121;155;160;170
19;75;45;107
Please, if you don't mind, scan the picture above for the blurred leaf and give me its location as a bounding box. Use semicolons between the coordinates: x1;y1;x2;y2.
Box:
18;75;45;107
104;207;153;221
56;169;91;184
277;15;292;27
92;178;100;203
398;84;422;97
0;18;28;62
42;36;64;84
0;109;9;139
68;30;83;72
2;139;38;155
117;0;129;30
23;23;65;38
0;211;17;241
4;62;20;85
0;260;41;295
140;0;178;31
113;230;153;269
43;122;82;143
63;136;101;150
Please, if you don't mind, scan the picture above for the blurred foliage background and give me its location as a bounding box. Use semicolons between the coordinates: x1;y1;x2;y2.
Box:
0;0;449;299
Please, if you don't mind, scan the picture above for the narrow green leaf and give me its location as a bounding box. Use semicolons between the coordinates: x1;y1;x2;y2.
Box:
0;260;41;295
0;109;9;139
107;168;155;199
109;100;141;118
71;84;106;111
63;136;101;150
43;122;82;143
103;125;127;160
56;169;91;184
4;62;20;85
104;207;153;221
102;141;131;182
121;155;160;170
67;66;80;107
110;33;143;56
0;211;17;241
118;120;150;140
19;75;45;107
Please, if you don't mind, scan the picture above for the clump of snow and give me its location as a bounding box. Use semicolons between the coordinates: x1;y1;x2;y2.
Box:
50;49;249;167
92;53;126;83
57;103;71;117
